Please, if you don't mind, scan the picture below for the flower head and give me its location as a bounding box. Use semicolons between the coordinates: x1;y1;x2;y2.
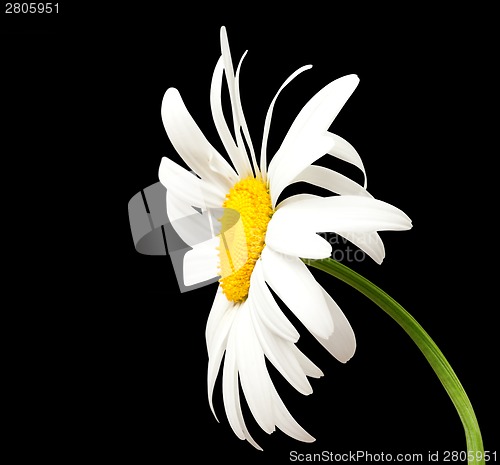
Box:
159;26;412;449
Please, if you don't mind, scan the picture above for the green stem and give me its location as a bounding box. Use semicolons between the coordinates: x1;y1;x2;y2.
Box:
304;258;484;465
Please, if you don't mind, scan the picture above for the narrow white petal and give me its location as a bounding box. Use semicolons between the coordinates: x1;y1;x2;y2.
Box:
260;65;312;178
208;343;232;420
210;57;251;177
249;299;313;395
261;247;334;339
290;345;324;378
182;236;220;286
271;386;315;443
222;313;262;450
220;27;239;140
314;287;356;363
235;51;259;177
161;87;237;189
292;164;371;197
220;26;253;178
206;287;232;352
266;215;332;259
250;259;300;342
272;195;412;235
206;292;236;421
235;305;275;434
326;132;367;188
222;324;245;439
275;193;318;210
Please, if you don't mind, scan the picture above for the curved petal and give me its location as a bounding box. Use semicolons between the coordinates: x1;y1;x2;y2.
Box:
275;193;318;210
271;195;412;235
261;247;334;340
260;64;312;179
313;287;356;363
292;164;371;197
161;87;238;189
271;385;315;443
235;51;259;176
210;57;251;177
220;26;253;178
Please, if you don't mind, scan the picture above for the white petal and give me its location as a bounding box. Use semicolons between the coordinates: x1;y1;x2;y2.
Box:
210;57;251;177
266;215;332;259
292;164;371;197
250;260;300;342
161;87;237;189
313;287;356;363
272;195;412;234
235;305;275;434
261;247;334;339
249;298;313;395
260;65;312;178
182;237;220;286
222;312;262;450
271;386;315;443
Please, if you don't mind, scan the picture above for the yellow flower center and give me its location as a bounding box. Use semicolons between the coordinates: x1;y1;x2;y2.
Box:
218;177;273;303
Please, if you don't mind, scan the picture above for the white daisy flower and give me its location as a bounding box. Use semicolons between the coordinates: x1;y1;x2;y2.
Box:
159;26;412;449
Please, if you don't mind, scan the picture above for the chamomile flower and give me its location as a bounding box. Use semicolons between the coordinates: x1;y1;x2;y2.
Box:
158;27;412;449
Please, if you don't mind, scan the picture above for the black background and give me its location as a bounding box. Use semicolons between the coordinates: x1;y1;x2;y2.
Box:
3;3;497;463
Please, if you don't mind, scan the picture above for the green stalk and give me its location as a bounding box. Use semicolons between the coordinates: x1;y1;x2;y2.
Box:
304;258;484;465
